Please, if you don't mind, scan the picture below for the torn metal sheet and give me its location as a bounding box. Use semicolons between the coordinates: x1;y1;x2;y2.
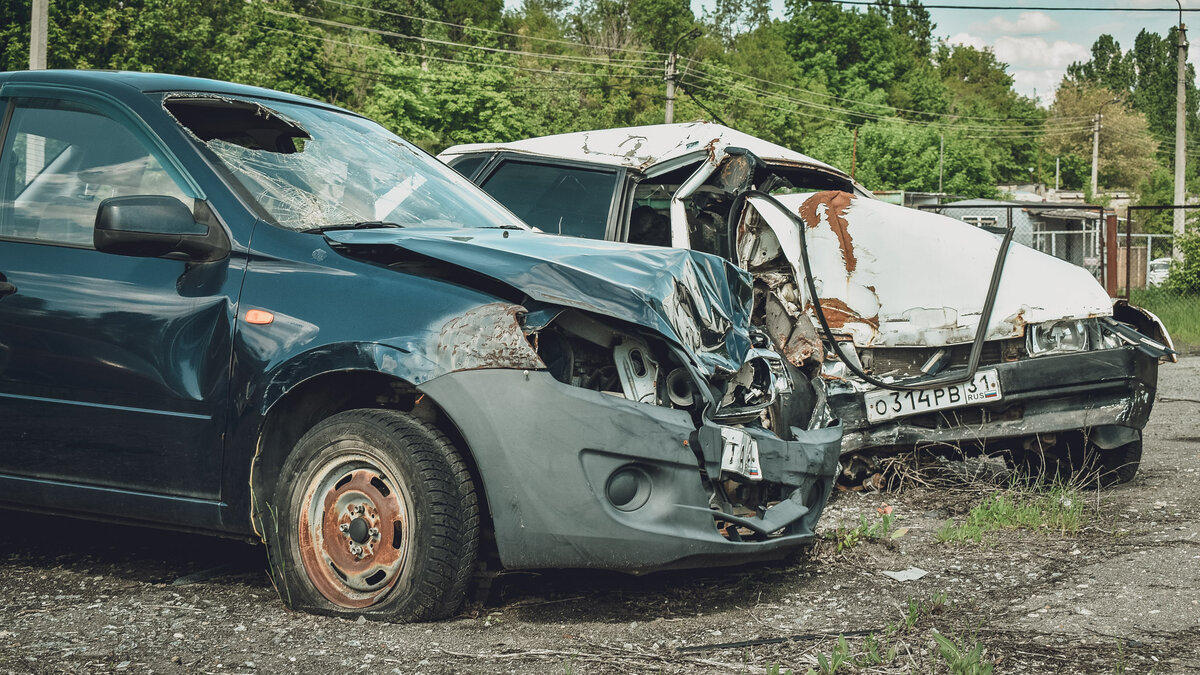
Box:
748;191;1114;348
434;302;544;373
325;226;753;377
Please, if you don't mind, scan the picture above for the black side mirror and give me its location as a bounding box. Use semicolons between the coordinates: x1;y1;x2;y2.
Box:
94;195;230;262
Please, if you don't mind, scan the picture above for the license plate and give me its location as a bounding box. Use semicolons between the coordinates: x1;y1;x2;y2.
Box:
864;369;1002;422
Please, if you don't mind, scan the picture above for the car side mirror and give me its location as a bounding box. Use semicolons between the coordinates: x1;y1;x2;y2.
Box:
94;195;230;262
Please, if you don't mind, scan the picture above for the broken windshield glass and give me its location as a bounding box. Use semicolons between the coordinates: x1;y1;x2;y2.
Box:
164;96;527;233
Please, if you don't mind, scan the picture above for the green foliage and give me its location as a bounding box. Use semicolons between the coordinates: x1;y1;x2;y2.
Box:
810;634;851;675
1127;286;1200;349
1166;230;1200;295
1069;29;1200;181
7;0;1180;198
932;631;993;675
802;594;949;674
1043;81;1158;190
936;486;1085;544
825;511;895;552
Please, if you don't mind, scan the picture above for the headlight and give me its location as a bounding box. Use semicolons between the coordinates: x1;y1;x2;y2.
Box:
1026;320;1091;356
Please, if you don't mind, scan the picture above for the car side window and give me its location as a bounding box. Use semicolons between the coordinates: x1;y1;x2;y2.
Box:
480;160;616;239
0;97;191;247
446;155;486;180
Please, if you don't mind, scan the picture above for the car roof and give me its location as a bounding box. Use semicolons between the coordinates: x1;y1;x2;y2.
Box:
439;121;846;177
0;70;340;111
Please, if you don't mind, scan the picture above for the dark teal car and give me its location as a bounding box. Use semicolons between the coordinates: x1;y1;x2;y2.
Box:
0;70;841;621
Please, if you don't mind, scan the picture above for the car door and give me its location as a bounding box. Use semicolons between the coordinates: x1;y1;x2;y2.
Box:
0;92;239;509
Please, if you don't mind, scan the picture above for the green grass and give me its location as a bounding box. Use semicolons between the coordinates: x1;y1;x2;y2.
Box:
800;594;974;674
825;512;897;552
936;486;1085;544
1127;287;1200;350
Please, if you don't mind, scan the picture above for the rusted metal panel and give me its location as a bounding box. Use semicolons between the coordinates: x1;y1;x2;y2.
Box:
434;302;544;373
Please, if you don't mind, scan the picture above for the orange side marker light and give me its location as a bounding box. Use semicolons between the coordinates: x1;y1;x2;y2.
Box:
244;309;275;325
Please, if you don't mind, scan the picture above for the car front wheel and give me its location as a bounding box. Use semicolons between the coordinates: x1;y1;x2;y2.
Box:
267;408;479;621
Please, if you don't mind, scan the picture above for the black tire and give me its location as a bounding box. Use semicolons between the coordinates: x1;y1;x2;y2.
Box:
1007;436;1142;489
264;408;479;621
1086;439;1142;487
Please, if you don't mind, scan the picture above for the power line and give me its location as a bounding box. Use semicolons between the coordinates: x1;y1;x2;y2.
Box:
266;8;663;72
315;0;671;57
682;80;1086;139
325;62;622;92
681;67;1093;134
804;0;1200;12
684;58;1092;123
261;26;661;80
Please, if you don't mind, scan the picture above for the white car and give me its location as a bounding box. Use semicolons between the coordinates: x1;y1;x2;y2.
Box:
441;122;1177;486
1148;257;1171;287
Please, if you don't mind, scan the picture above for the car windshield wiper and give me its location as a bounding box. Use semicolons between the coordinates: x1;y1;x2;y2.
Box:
313;221;406;233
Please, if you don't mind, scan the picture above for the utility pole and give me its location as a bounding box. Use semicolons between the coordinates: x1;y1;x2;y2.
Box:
1090;98;1121;200
938;132;944;193
664;28;701;125
1090;112;1101;198
851;127;858;180
27;0;47;185
30;0;47;71
1055;157;1060;191
664;51;678;124
1174;5;1188;259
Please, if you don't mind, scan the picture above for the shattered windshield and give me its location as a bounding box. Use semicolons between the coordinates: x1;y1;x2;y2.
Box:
164;96;526;232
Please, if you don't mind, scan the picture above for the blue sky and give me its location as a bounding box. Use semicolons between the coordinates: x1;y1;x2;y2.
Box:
687;0;1200;105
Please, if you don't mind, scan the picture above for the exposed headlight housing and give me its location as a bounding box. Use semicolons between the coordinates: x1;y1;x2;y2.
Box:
1026;319;1091;357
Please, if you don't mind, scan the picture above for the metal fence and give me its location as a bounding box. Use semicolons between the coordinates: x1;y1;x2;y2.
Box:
918;203;1111;286
1123;206;1200;352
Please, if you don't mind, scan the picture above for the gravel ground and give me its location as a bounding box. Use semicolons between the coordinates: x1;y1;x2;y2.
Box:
2;358;1198;674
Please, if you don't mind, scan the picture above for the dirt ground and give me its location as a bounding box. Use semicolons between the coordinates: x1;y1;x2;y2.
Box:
2;359;1199;675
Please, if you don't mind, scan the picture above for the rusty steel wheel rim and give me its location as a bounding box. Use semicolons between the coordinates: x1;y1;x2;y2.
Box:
297;453;412;608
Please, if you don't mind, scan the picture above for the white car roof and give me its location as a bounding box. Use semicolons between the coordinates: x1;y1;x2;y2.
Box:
438;121;846;176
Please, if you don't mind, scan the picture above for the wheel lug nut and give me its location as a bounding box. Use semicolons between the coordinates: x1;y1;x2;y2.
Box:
339;523;350;532
368;527;379;537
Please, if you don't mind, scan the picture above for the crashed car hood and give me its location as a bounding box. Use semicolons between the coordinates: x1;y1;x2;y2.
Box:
324;227;753;375
753;191;1113;347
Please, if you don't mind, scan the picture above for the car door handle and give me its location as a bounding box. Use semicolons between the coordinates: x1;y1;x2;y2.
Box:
0;281;15;297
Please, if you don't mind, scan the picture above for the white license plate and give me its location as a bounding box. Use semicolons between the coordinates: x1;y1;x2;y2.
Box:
864;369;1002;422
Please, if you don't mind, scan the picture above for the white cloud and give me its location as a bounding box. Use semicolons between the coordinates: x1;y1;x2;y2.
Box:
948;32;986;50
990;36;1090;70
1009;69;1064;105
970;12;1059;36
944;34;1087;105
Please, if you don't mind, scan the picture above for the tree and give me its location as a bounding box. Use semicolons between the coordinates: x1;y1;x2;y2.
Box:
1069;29;1200;178
1042;81;1158;190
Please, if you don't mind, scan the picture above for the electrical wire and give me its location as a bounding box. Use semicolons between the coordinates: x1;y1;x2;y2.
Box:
259;26;661;80
315;0;671;57
324;63;622;92
682;71;1093;135
682;80;1093;139
266;8;663;72
803;0;1200;12
683;58;1092;123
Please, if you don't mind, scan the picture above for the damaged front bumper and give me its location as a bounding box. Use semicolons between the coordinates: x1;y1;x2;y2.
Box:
419;369;841;572
834;344;1158;455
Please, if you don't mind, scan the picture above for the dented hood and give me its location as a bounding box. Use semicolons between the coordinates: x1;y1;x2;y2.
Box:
325;227;754;375
752;192;1113;348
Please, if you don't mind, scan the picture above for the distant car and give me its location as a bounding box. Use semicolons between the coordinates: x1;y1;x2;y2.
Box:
1148;257;1171;286
440;122;1177;487
0;73;842;622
